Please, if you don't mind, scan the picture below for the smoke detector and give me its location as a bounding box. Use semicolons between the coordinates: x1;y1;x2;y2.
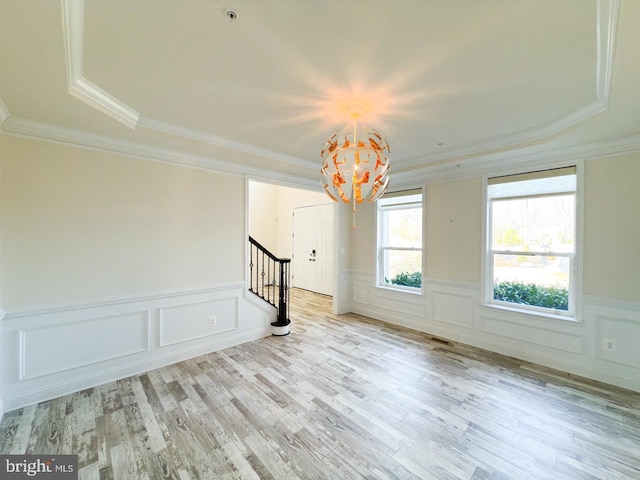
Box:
225;9;238;22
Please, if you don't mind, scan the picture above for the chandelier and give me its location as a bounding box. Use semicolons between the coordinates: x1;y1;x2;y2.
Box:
320;115;390;228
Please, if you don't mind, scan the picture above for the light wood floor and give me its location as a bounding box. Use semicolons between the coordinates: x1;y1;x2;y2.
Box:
1;289;639;479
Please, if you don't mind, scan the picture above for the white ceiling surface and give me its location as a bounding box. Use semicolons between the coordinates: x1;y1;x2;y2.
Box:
1;0;639;186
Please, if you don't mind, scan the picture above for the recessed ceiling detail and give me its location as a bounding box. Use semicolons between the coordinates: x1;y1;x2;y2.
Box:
62;0;139;128
2;0;637;189
61;0;620;171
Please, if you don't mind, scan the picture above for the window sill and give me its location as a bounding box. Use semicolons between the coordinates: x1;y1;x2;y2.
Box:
375;285;424;297
482;303;582;324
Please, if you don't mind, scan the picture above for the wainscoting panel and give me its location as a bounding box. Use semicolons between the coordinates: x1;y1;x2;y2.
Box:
480;314;584;354
372;294;426;318
429;285;475;329
0;283;271;411
333;272;351;315
345;272;640;392
591;299;640;368
595;315;640;367
159;297;238;347
353;279;370;304
20;311;150;381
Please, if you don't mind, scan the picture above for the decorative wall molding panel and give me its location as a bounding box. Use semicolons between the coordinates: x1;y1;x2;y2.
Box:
347;272;640;393
352;279;370;305
372;291;427;318
334;273;351;315
590;299;640;368
159;297;238;347
428;284;476;329
595;314;640;367
19;310;151;381
0;284;271;411
480;314;584;355
584;294;640;311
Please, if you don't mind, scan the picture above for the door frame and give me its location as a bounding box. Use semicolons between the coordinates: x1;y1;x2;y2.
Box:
245;177;346;315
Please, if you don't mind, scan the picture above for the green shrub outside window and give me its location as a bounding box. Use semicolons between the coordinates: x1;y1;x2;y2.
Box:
386;271;422;288
493;281;568;311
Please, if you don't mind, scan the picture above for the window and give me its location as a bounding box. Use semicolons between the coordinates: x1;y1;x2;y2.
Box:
487;167;577;316
377;190;423;290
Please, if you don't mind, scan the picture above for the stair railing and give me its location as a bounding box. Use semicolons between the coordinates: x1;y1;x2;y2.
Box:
248;236;291;330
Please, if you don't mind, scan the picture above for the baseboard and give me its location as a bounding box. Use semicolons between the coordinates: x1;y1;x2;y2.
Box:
3;326;269;412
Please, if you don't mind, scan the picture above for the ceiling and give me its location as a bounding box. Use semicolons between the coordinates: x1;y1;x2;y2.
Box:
1;0;639;187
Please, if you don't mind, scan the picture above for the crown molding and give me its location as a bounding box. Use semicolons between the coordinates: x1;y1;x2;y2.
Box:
398;0;620;170
61;0;82;85
69;78;140;129
0;116;318;188
4;111;638;192
392;133;640;187
60;0;620;174
137;117;311;170
61;0;308;166
0;96;10;124
596;0;620;104
61;0;139;129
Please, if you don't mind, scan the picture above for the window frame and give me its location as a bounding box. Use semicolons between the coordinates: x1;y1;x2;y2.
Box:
376;189;424;294
482;163;584;322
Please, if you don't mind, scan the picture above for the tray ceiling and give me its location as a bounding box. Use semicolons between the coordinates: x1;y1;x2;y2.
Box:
1;0;637;185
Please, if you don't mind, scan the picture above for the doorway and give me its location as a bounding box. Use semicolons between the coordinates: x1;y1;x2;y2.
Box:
293;204;334;296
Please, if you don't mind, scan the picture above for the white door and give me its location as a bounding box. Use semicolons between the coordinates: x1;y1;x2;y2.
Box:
293;204;334;296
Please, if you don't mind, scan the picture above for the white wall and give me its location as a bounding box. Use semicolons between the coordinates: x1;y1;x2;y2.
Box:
1;136;246;307
248;181;279;254
0;136;273;410
426;177;482;283
583;155;640;300
349;201;376;272
347;155;640;393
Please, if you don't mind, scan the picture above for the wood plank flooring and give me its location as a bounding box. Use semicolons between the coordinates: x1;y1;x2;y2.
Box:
1;288;640;479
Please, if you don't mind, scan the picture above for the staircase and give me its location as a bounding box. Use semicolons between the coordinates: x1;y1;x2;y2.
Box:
248;236;291;335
